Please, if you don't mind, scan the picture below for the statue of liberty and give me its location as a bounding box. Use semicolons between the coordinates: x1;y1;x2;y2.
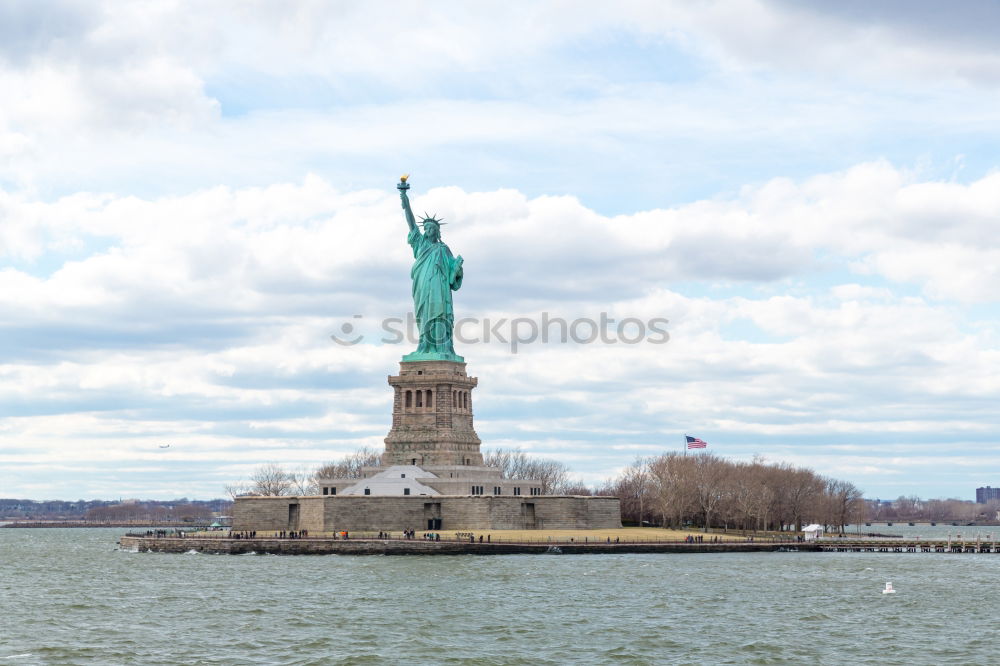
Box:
397;175;464;362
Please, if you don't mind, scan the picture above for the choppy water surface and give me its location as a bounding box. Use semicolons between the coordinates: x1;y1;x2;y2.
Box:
2;529;999;665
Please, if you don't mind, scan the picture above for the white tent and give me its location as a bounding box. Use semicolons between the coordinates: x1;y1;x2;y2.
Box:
802;524;824;540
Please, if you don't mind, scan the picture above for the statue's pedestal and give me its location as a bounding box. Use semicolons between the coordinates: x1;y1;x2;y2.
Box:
382;360;482;467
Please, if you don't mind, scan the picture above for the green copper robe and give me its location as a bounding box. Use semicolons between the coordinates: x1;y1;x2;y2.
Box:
405;226;464;361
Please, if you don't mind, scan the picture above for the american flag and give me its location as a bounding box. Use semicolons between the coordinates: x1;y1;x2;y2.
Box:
686;435;708;449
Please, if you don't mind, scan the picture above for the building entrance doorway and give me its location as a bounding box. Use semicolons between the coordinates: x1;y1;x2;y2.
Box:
521;502;536;529
424;502;442;531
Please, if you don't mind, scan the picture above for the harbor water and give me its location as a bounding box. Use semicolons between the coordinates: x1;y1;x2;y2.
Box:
2;528;999;665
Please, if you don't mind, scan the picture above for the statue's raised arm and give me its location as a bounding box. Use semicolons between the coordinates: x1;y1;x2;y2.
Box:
398;174;416;232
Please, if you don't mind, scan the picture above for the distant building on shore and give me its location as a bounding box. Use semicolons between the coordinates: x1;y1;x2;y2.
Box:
975;486;1000;504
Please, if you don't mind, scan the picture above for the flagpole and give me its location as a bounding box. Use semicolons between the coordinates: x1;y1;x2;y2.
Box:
683;434;686;457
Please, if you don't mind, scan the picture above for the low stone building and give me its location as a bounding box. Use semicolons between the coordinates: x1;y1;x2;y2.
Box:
317;464;541;499
232;360;621;532
233;493;621;532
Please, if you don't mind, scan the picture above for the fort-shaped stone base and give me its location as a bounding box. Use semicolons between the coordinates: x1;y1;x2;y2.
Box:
232;494;621;532
383;360;482;467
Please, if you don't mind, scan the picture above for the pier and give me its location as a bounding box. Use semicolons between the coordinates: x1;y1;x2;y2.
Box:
818;539;1000;554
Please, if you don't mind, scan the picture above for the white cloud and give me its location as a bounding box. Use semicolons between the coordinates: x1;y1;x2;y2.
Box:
2;0;999;209
662;0;1000;86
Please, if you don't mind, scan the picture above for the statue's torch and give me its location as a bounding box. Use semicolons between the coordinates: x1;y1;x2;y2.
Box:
398;173;410;191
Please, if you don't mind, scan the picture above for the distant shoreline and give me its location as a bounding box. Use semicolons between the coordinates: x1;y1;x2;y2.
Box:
1;521;205;529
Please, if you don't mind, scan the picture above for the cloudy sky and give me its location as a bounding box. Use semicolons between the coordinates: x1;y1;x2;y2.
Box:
3;0;1000;501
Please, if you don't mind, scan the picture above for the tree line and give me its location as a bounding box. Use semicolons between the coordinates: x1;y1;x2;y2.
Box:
0;498;230;521
83;500;218;523
598;453;865;533
866;496;998;523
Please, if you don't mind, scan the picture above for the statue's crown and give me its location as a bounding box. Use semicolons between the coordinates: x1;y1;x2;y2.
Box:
421;213;446;226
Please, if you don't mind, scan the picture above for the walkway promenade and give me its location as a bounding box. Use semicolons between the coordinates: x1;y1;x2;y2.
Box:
118;533;816;555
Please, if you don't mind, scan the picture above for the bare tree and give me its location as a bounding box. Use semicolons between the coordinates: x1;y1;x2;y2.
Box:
781;466;824;531
558;483;594;496
826;478;863;533
224;482;251;499
249;462;293;496
483;448;535;479
924;499;951;522
532;460;572;494
866;498;886;522
848;495;867;532
892;495;922;520
624;458;652;526
313;447;381;481
602;457;658;525
689;453;729;532
648;453;696;528
482;448;571;494
289;465;319;495
730;461;772;532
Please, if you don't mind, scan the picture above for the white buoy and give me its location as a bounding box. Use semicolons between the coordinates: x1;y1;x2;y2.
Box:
882;582;896;594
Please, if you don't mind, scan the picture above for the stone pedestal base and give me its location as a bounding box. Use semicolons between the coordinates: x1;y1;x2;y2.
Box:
382;360;482;467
